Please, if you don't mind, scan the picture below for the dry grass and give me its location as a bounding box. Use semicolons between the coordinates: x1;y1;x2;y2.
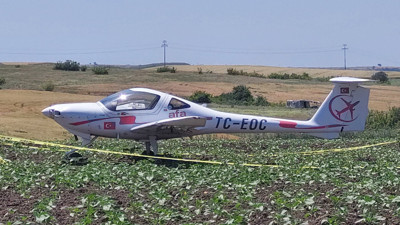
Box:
0;90;100;140
174;65;400;78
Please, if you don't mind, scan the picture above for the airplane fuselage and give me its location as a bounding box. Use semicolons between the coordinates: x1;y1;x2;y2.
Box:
43;78;371;147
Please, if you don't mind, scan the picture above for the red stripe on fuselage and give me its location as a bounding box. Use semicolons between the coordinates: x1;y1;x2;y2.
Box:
70;116;136;126
279;120;345;130
279;121;297;128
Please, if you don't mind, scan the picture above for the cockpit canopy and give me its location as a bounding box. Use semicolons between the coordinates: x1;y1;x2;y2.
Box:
100;89;160;111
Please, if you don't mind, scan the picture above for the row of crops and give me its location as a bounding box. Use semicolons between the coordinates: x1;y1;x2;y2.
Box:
1;130;400;224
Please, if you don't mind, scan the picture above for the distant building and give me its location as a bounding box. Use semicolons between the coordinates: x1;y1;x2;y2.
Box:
286;100;320;109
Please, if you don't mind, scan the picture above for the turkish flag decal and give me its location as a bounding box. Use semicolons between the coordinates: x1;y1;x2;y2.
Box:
340;87;349;94
104;122;116;130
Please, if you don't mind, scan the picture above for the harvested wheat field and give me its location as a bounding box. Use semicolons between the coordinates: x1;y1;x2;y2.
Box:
174;65;400;78
0;90;100;140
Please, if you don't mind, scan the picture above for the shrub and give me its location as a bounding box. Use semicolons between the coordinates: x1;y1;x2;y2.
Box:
0;77;5;89
227;68;264;78
366;107;400;129
197;68;203;74
188;91;212;103
254;96;269;106
231;85;253;102
314;76;334;82
371;71;389;83
53;60;81;71
218;85;254;105
268;72;311;80
92;66;109;75
156;67;176;73
41;81;55;91
80;65;87;72
227;68;240;75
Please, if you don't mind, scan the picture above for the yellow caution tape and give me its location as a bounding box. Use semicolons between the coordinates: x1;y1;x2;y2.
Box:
0;156;7;164
1;135;398;168
0;135;279;168
296;141;398;155
268;140;398;157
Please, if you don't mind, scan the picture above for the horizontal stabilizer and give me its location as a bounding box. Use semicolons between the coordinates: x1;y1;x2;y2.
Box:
329;77;372;83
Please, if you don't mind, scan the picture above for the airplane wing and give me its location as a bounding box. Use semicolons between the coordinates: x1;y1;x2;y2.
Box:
130;116;207;135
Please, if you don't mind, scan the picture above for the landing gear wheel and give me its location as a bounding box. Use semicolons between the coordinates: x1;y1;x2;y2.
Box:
141;150;155;156
62;150;88;165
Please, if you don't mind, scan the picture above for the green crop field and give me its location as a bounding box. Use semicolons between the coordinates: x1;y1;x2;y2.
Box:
1;130;400;224
1;63;400;224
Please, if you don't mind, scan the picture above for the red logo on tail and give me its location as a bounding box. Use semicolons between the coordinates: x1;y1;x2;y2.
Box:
329;95;360;122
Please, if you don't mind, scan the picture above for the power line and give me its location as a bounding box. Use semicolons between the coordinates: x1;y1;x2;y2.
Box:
169;46;341;55
0;47;160;55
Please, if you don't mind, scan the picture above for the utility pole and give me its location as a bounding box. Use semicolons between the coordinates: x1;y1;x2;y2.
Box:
342;44;348;70
161;40;168;67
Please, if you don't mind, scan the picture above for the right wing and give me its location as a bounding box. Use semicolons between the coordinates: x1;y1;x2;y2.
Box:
130;116;207;136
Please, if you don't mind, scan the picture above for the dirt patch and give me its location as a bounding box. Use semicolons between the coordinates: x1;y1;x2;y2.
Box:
53;186;135;225
0;187;48;223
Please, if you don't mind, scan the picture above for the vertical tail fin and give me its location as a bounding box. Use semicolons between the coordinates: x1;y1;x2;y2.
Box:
310;77;371;137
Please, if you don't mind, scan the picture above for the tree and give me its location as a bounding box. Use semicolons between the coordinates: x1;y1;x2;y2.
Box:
371;71;389;83
0;78;5;89
231;85;254;102
188;91;212;103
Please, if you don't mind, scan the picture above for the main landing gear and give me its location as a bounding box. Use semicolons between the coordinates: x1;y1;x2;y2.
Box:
143;136;158;156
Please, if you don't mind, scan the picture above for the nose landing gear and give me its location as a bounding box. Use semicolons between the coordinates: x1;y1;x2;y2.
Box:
62;150;88;165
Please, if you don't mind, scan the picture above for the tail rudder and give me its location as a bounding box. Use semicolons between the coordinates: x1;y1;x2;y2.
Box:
310;77;371;133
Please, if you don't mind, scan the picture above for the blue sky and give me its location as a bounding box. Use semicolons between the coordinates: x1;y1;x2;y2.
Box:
1;0;399;67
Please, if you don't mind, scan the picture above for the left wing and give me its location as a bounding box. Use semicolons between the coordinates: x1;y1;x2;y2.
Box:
130;116;207;135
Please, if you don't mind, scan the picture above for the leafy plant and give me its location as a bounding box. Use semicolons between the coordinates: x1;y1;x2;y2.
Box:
254;95;269;106
371;71;389;83
188;91;212;103
156;67;176;73
53;60;81;71
41;81;55;91
218;85;254;105
0;77;5;89
92;66;109;75
197;67;203;74
1;126;400;224
227;68;264;78
268;72;311;80
366;107;400;129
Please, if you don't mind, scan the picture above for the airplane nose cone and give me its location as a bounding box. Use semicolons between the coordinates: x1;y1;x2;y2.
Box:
42;107;53;118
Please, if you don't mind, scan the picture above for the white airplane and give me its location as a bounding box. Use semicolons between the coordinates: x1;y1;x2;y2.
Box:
42;77;371;155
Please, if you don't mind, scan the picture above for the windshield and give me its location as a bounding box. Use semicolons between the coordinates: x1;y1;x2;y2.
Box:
100;89;160;111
